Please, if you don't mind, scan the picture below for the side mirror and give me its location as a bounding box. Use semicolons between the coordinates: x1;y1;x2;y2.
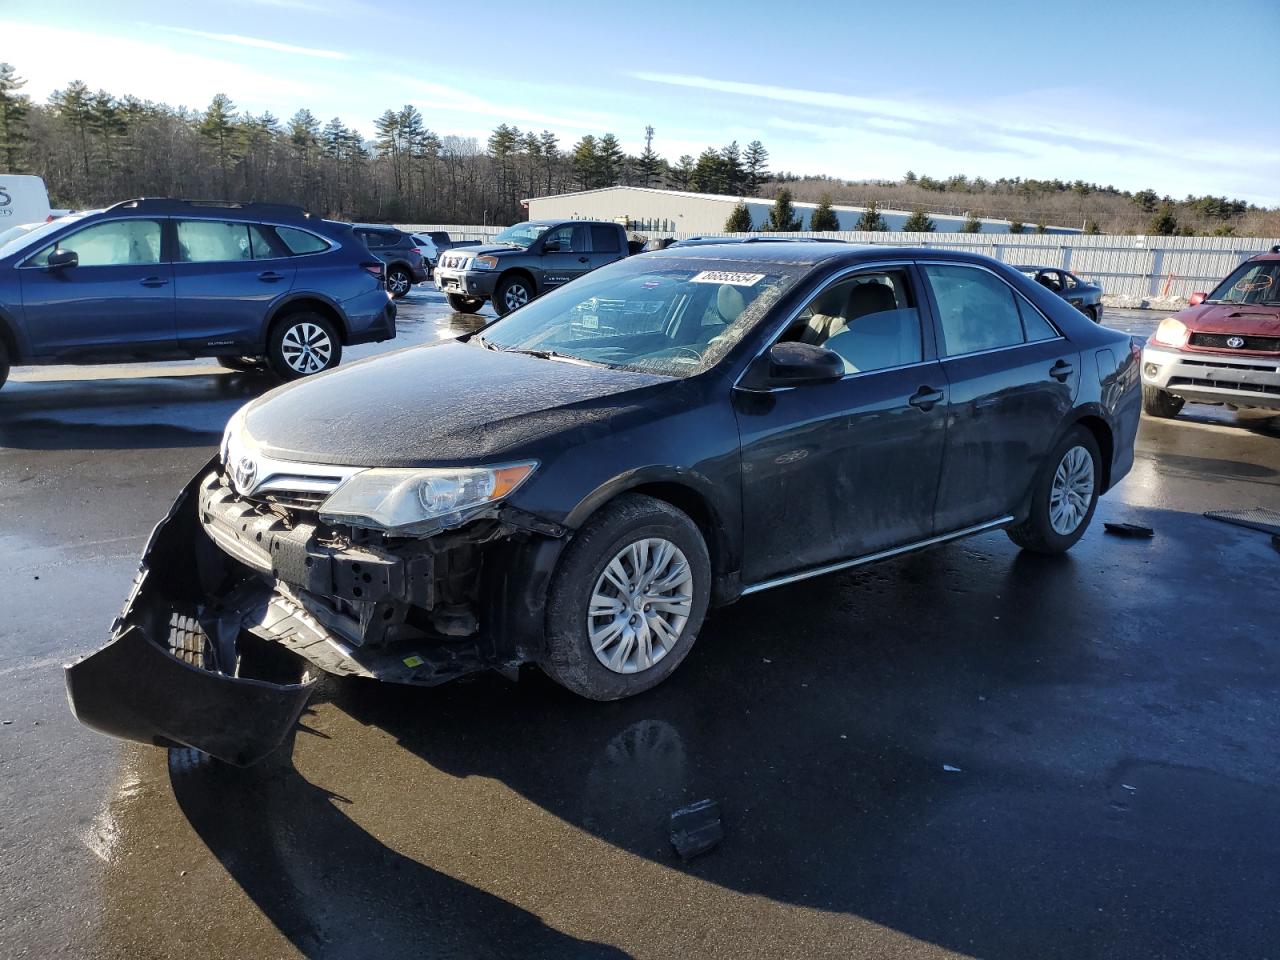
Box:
1188;291;1207;306
543;240;562;253
743;341;844;388
46;249;78;270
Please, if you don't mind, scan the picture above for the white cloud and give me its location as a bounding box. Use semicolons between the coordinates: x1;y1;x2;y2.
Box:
391;77;613;134
151;24;349;60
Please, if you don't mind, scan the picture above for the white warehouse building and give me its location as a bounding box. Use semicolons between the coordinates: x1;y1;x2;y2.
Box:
525;185;1080;235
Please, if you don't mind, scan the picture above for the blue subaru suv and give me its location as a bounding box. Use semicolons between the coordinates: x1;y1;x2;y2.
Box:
0;198;396;390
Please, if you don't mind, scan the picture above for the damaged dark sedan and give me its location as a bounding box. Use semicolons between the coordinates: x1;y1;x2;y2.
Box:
66;244;1141;764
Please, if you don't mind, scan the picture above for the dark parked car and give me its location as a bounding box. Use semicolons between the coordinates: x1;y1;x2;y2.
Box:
66;245;1140;764
1141;245;1280;417
1016;265;1103;322
352;224;429;299
434;219;631;316
0;199;396;388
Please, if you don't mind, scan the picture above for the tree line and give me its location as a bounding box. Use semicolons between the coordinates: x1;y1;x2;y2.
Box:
0;63;1274;236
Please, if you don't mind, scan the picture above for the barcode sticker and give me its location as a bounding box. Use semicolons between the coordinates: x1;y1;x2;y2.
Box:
690;270;765;286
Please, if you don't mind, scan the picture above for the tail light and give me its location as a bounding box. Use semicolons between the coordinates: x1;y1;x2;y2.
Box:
361;261;385;285
410;247;421;255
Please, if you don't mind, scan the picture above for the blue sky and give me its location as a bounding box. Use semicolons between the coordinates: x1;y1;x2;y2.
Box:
7;0;1280;204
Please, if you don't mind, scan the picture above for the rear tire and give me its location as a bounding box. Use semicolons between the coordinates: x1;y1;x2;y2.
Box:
387;266;412;299
0;338;9;391
1084;305;1099;323
266;312;342;380
1007;425;1101;555
447;293;484;314
1142;384;1184;419
541;494;711;701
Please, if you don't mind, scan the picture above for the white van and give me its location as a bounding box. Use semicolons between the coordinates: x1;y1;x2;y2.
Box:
0;175;52;225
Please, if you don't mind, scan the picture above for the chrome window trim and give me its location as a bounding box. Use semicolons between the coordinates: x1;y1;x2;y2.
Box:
742;516;1014;596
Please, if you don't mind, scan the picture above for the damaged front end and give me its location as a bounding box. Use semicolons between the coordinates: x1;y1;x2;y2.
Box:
65;456;563;765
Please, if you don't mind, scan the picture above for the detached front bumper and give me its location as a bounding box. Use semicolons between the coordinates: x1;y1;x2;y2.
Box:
1142;344;1280;410
64;462;317;765
435;267;497;299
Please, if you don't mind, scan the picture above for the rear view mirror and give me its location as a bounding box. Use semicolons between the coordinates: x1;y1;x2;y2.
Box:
754;341;845;387
46;249;78;270
1188;291;1207;306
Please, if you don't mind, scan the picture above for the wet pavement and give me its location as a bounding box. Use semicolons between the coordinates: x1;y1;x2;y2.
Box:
1;290;1278;959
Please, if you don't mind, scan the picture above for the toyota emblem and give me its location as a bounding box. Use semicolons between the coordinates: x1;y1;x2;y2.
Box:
1226;336;1245;349
233;456;258;494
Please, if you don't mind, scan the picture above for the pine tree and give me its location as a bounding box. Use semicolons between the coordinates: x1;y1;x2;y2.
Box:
902;207;936;232
596;133;624;186
809;195;839;231
1008;220;1026;234
767;188;803;231
855;201;887;231
743;140;769;195
1149;203;1179;236
719;140;743;195
690;148;724;193
1084;219;1101;235
904;170;917;183
724;201;753;232
670;154;695;190
571;135;598;189
636;125;662;188
198;93;240;197
0;63;29;171
961;212;982;233
538;130;559;193
1034;221;1048;234
1133;189;1159;213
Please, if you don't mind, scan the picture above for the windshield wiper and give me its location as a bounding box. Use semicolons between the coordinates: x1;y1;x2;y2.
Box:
501;347;605;367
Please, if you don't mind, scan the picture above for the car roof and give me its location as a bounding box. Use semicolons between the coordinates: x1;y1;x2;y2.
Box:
643;243;1015;272
1013;264;1058;271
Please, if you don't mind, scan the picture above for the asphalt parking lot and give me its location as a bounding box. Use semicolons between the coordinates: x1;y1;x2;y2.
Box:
1;288;1277;959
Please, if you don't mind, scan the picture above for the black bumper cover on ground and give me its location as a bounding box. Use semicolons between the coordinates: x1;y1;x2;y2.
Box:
63;458;318;766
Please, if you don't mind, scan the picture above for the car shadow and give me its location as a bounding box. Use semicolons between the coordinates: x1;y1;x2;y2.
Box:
169;509;1280;957
0;370;274;450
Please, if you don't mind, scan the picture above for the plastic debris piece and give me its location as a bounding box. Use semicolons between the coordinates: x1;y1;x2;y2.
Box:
1104;522;1154;538
1121;783;1137;792
402;655;425;668
943;764;962;773
670;799;724;860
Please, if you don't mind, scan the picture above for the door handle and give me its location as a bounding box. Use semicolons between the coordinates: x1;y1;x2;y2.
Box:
908;386;944;411
139;276;168;287
1050;359;1074;382
578;256;590;263
258;271;285;282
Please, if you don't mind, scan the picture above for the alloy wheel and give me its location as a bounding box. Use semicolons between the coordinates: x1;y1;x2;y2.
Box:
1049;444;1095;535
588;537;693;674
388;271;410;296
280;322;334;375
503;283;530;311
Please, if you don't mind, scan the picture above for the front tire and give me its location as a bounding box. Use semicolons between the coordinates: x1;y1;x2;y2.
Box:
1141;384;1184;419
386;266;412;299
493;274;533;317
1007;425;1101;555
266;313;342;380
447;293;484;314
541;494;711;701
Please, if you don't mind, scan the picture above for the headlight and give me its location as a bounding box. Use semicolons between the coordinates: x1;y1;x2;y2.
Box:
1152;317;1188;347
221;404;250;465
319;462;537;532
472;255;498;270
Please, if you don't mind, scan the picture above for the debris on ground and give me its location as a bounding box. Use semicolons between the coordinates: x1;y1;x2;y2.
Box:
1104;522;1155;538
943;764;962;773
1205;507;1280;537
670;799;724;860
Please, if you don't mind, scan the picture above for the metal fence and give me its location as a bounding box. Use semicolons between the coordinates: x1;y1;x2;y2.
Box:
398;225;1280;300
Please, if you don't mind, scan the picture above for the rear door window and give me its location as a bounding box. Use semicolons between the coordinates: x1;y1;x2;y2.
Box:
923;264;1027;356
590;225;621;253
176;220;253;262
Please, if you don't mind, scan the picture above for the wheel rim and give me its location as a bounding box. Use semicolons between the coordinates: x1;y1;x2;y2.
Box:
1049;444;1095;535
503;283;530;311
588;537;693;675
280;322;333;374
389;271;410;295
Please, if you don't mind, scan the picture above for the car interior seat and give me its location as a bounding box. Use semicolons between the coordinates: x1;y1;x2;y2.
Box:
823;283;913;372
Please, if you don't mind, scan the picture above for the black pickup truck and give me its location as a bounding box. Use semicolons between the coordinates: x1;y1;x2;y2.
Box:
434;219;634;316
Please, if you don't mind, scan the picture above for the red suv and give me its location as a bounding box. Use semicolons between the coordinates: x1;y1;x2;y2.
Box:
1141;246;1280;418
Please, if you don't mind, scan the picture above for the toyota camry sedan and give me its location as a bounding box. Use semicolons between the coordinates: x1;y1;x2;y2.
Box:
66;244;1141;764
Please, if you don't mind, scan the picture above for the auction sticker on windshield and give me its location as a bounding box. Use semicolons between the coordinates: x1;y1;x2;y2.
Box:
689;271;766;286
